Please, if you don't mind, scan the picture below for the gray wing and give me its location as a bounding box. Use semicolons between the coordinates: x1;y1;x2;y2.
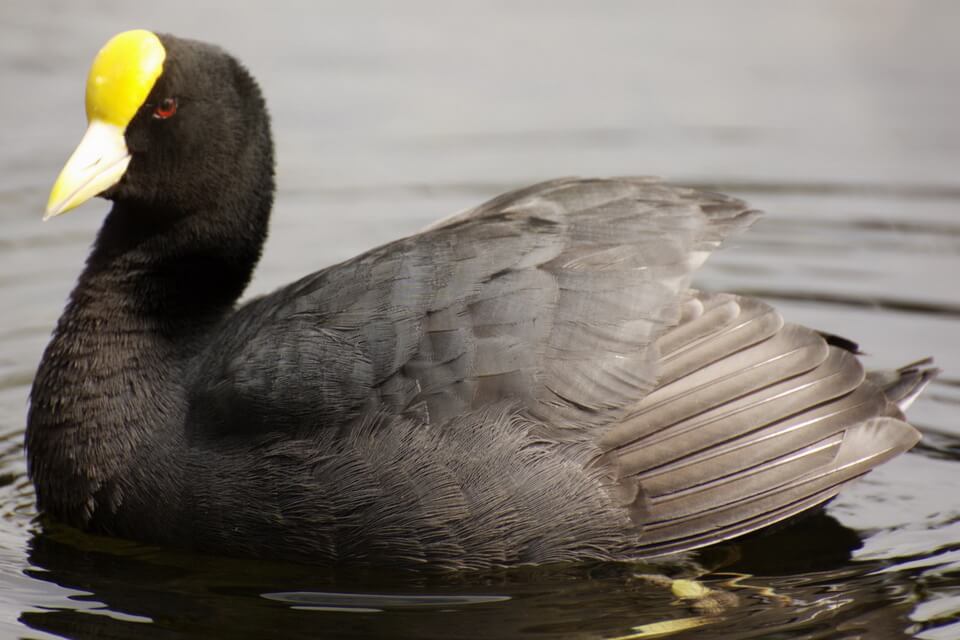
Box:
188;177;931;561
599;290;925;556
189;177;757;438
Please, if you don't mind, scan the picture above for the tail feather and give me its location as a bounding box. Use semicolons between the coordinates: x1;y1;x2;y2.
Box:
867;358;940;412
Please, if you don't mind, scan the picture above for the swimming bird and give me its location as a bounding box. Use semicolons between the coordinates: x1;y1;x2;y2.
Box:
27;30;937;571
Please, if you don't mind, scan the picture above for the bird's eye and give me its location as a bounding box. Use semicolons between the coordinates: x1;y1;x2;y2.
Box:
153;97;178;120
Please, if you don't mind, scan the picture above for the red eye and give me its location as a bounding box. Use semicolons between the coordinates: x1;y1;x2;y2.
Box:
153;97;178;120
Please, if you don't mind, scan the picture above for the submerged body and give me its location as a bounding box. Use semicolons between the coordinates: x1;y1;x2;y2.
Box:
27;31;936;570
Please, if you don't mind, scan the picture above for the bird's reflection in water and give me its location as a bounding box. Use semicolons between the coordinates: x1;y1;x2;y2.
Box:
19;512;919;639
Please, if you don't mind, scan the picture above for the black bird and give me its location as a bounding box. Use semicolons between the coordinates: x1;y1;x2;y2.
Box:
28;30;937;571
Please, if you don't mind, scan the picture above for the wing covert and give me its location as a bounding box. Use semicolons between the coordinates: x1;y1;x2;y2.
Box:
190;178;759;437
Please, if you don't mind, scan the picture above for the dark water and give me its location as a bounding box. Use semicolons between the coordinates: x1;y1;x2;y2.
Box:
2;1;959;638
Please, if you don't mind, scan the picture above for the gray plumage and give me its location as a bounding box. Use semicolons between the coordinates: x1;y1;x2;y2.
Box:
178;178;930;568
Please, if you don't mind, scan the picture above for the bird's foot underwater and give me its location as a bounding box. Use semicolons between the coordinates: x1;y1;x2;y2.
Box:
608;571;793;639
714;572;794;607
607;615;715;639
634;573;740;616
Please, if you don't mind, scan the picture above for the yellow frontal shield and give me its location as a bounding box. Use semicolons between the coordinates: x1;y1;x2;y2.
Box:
46;30;166;219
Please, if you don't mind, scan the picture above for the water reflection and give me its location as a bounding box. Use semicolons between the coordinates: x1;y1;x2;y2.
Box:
18;513;923;639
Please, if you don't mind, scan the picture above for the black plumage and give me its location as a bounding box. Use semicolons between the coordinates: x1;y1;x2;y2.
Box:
27;33;936;570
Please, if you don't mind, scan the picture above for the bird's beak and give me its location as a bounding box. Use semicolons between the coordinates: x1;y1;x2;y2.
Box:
45;120;131;220
44;29;166;220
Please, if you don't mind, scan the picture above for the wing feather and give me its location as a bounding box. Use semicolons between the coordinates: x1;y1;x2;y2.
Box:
600;290;922;555
194;178;758;438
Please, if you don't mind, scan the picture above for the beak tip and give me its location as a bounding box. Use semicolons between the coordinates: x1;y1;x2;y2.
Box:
43;121;131;222
43;198;67;221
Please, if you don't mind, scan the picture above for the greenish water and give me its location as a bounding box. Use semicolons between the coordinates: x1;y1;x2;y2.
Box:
2;1;959;638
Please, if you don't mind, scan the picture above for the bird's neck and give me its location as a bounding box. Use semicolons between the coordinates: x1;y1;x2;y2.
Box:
26;195;270;532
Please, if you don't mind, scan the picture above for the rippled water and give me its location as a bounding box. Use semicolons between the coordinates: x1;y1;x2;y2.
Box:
2;1;958;638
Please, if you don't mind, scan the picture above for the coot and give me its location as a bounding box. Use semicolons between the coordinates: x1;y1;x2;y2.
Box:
27;30;936;570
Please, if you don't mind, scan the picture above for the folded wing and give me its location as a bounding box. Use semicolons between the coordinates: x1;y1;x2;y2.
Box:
191;178;758;438
599;291;924;555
